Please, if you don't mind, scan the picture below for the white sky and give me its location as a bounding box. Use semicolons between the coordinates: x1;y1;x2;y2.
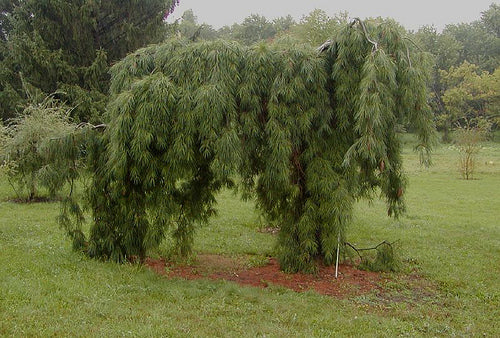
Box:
167;0;499;31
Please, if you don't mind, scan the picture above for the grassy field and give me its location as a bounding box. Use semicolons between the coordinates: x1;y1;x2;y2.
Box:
1;135;499;336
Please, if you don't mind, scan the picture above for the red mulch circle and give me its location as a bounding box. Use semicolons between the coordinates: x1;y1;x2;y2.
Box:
145;254;383;298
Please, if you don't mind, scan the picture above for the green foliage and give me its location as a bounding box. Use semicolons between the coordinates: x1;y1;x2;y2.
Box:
49;125;98;249
62;19;434;272
2;138;500;336
0;95;74;200
444;20;500;73
482;3;500;38
413;26;462;134
231;14;278;45
441;62;500;128
412;4;500;140
291;9;348;46
58;196;86;250
0;0;179;121
173;9;218;41
217;14;296;44
272;15;296;35
357;241;401;272
414;26;462;72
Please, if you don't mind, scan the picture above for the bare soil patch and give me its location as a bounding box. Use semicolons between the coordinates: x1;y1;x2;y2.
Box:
145;254;384;298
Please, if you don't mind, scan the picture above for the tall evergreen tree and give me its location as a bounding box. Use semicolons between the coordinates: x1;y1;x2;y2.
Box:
0;0;179;121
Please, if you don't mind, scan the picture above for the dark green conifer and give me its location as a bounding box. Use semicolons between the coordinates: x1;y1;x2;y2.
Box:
0;0;179;121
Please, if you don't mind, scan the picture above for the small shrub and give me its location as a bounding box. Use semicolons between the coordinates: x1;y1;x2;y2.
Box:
454;119;490;180
0;95;75;200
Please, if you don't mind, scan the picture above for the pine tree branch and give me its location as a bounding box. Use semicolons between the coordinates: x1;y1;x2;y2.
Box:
350;18;378;52
49;123;106;142
407;47;413;68
317;39;333;53
6;175;21;200
403;37;424;52
75;122;107;130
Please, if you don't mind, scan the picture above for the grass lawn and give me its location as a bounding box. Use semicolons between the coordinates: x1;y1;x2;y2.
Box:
1;136;499;336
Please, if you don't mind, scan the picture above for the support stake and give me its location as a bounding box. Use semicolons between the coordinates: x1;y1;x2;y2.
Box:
335;233;340;278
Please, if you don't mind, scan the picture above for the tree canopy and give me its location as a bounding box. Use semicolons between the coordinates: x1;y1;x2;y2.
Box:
440;62;500;127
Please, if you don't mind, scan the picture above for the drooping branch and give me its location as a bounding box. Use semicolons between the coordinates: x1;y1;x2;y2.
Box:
344;240;398;259
406;47;413;68
402;37;428;68
403;37;424;52
317;39;333;53
350;18;379;52
75;122;107;130
49;123;107;142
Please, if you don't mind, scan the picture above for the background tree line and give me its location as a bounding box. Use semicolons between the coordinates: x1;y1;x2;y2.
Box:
412;3;500;140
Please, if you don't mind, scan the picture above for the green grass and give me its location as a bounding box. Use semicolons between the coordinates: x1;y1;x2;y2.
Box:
1;137;499;336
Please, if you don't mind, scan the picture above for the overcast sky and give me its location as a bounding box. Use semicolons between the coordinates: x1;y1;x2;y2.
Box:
167;0;498;31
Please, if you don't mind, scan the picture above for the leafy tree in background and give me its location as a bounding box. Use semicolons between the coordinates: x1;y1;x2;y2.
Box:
440;62;500;128
0;0;179;121
414;26;462;72
413;26;462;140
440;3;500;73
0;94;75;200
272;15;296;35
217;14;295;43
291;9;348;46
174;9;218;40
444;21;500;73
175;9;199;38
482;3;500;38
414;3;500;139
231;14;277;45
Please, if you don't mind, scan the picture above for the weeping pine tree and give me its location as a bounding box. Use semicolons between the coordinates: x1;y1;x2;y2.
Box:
62;19;435;272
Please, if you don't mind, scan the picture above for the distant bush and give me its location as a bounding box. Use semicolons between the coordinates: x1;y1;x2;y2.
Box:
454;118;491;180
0;96;75;200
